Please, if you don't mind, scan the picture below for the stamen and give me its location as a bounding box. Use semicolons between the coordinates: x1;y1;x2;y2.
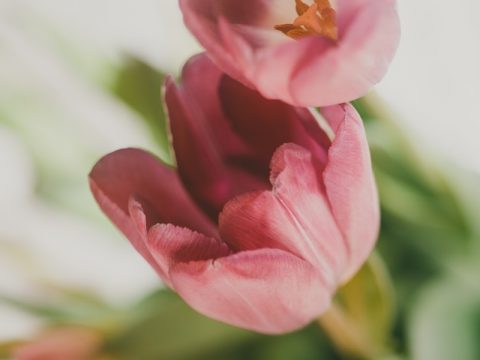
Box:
275;0;338;41
315;0;331;12
293;4;324;34
295;0;310;15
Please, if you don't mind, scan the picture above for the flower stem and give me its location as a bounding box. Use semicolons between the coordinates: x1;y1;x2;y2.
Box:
318;303;382;359
317;253;397;359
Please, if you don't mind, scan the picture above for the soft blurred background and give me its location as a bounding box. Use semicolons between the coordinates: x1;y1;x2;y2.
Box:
1;1;479;359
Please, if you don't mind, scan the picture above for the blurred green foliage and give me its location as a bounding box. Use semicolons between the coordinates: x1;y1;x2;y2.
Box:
409;273;480;360
105;290;340;360
111;56;173;164
332;253;395;357
355;96;480;359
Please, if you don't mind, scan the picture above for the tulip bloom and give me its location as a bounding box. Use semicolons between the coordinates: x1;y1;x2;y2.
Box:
89;54;379;334
179;0;400;107
14;328;101;360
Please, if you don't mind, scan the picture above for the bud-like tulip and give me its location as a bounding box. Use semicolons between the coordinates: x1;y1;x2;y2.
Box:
89;54;379;334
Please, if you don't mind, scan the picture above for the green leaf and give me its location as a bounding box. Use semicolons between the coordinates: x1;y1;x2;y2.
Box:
111;57;172;164
354;94;477;318
409;276;480;360
319;253;396;359
0;287;121;331
107;289;341;360
106;290;253;360
337;253;395;347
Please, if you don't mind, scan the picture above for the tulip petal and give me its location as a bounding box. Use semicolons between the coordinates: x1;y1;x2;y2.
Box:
165;56;268;219
285;0;401;106
219;143;346;283
219;75;331;166
180;0;400;106
146;223;230;286
89;148;217;279
165;54;331;218
170;248;332;334
170;54;248;156
165;75;233;218
219;190;299;252
178;0;247;84
319;103;349;133
322;104;380;282
90;178;163;276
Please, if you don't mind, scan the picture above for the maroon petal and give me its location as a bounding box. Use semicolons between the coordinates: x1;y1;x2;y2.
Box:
219;75;330;168
165;54;332;219
165;55;266;219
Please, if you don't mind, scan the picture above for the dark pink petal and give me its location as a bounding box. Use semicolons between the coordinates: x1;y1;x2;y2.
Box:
219;75;331;167
171;54;248;156
322;104;380;282
219;143;346;284
165;54;331;218
165;55;268;219
170;248;332;334
146;224;230;286
89;148;216;279
165;76;233;218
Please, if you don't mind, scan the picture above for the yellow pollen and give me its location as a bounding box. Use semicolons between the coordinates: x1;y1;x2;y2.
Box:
274;0;338;41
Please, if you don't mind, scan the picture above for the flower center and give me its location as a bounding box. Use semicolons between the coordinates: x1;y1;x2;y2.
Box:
274;0;338;40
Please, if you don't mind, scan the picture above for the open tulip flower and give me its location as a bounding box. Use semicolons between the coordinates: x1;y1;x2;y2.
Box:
179;0;400;107
89;54;380;334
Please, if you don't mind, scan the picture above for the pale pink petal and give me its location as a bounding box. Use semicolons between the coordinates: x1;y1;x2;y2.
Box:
322;104;380;282
178;0;248;84
170;248;332;334
219;143;346;283
219;190;301;252
251;36;329;105
180;0;400;106
145;224;230;286
319;103;348;133
284;0;401;106
269;143;348;279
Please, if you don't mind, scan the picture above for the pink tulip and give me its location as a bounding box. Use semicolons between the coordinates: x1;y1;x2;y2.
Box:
14;327;101;360
89;54;379;334
179;0;400;107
